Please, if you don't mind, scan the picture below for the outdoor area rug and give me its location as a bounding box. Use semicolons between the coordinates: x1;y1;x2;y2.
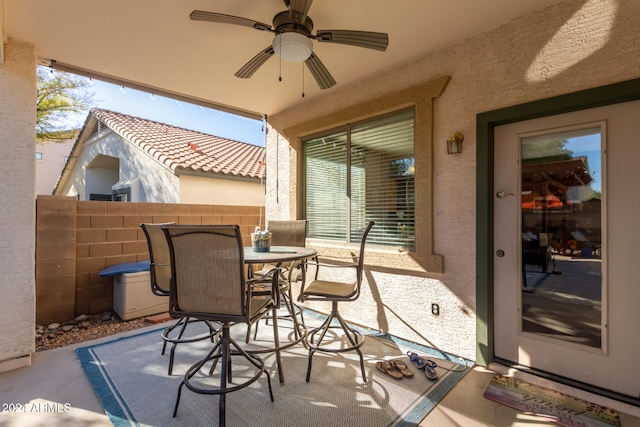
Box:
77;311;472;427
483;374;621;427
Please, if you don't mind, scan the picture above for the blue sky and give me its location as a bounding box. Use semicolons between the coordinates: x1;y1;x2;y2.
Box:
566;134;601;192
67;77;266;147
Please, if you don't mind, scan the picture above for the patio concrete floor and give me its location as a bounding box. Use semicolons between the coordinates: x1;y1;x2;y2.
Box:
1;322;639;426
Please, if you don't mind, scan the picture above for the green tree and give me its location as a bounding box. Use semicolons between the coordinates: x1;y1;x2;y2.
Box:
521;138;573;165
36;67;94;141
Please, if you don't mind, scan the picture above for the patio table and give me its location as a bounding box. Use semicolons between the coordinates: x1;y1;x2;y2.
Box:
243;246;317;352
244;246;317;383
243;246;317;265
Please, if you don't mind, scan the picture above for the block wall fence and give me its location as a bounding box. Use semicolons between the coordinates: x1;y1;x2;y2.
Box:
35;195;263;325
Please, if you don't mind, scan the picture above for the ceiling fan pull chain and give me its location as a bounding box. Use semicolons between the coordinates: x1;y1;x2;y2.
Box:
302;63;305;97
279;34;283;82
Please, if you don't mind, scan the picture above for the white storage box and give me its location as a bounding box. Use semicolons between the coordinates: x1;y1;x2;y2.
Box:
113;271;169;320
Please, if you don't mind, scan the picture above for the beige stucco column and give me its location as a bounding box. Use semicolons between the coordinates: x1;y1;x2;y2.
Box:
0;37;36;372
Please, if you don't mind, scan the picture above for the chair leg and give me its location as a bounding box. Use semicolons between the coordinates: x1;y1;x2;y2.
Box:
249;288;307;350
288;285;306;330
282;289;303;342
305;314;333;382
173;324;273;426
227;335;274;402
173;337;223;418
219;329;229;427
247;292;282;342
271;304;284;384
163;317;188;355
245;323;252;344
335;312;366;382
163;317;220;375
166;317;190;375
305;302;366;383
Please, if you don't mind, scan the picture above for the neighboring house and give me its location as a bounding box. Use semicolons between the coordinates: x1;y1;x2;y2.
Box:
35;139;74;196
53;108;265;206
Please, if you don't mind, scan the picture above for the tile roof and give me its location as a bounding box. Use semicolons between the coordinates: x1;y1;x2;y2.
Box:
91;108;265;179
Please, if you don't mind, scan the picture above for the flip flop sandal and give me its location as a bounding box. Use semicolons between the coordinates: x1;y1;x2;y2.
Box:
376;361;403;380
424;360;439;381
406;351;428;369
390;359;414;378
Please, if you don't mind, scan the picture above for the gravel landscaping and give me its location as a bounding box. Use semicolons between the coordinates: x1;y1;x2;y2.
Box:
35;312;155;352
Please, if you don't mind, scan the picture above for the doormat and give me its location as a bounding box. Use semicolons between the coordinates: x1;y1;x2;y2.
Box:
483;374;621;427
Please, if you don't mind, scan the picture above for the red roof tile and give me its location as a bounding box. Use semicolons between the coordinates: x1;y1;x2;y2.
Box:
91;108;265;179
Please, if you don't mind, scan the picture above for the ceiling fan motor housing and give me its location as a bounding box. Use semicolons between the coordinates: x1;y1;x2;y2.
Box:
272;11;314;62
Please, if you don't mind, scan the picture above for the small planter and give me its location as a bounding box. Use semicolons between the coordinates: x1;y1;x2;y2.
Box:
251;232;272;252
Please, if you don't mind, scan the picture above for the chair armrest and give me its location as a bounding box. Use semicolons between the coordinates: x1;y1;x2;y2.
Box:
312;255;359;268
316;254;359;262
313;260;358;267
308;256;358;281
247;267;281;299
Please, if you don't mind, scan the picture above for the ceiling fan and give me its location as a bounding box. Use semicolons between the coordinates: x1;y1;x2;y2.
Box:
190;0;389;90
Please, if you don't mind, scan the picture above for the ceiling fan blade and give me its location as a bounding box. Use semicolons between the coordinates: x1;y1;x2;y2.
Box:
316;30;389;52
305;53;336;90
234;46;275;79
190;10;272;31
288;0;314;24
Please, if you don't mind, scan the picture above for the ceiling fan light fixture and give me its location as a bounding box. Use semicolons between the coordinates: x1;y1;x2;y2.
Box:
272;32;313;62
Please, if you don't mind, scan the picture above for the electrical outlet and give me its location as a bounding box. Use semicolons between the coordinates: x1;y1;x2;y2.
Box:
431;303;440;316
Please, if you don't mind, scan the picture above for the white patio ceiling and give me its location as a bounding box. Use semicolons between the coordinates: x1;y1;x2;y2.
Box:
5;0;566;119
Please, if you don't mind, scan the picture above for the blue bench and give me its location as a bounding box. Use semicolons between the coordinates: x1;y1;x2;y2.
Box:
98;260;151;277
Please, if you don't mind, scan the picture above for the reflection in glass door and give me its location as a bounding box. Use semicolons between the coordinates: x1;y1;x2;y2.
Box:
520;127;603;349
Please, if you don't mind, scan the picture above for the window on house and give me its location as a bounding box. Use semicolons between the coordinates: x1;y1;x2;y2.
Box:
112;186;131;202
304;109;415;250
36;152;43;160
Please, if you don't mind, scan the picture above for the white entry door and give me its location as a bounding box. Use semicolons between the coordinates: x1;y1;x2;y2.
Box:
493;100;640;397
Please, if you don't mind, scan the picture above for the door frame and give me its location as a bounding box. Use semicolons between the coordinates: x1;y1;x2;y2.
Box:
475;77;640;401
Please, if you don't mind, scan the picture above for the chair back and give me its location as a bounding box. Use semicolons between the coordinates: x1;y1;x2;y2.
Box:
267;220;307;246
162;224;248;322
354;221;375;296
140;222;175;296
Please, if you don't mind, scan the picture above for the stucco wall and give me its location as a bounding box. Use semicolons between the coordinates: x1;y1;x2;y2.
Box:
0;37;36;369
35;139;74;196
267;0;640;360
179;174;265;207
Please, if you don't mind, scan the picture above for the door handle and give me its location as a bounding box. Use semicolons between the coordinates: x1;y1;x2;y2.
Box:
496;191;515;199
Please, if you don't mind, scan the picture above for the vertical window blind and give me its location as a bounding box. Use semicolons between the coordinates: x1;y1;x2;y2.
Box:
304;109;415;249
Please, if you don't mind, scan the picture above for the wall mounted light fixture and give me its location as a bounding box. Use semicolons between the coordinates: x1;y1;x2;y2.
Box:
447;132;464;154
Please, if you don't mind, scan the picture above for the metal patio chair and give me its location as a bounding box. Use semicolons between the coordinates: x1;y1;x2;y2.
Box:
301;220;375;382
248;220;308;342
162;224;283;427
140;222;218;375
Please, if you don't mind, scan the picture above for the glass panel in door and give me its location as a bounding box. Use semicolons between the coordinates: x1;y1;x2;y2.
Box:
520;128;603;349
